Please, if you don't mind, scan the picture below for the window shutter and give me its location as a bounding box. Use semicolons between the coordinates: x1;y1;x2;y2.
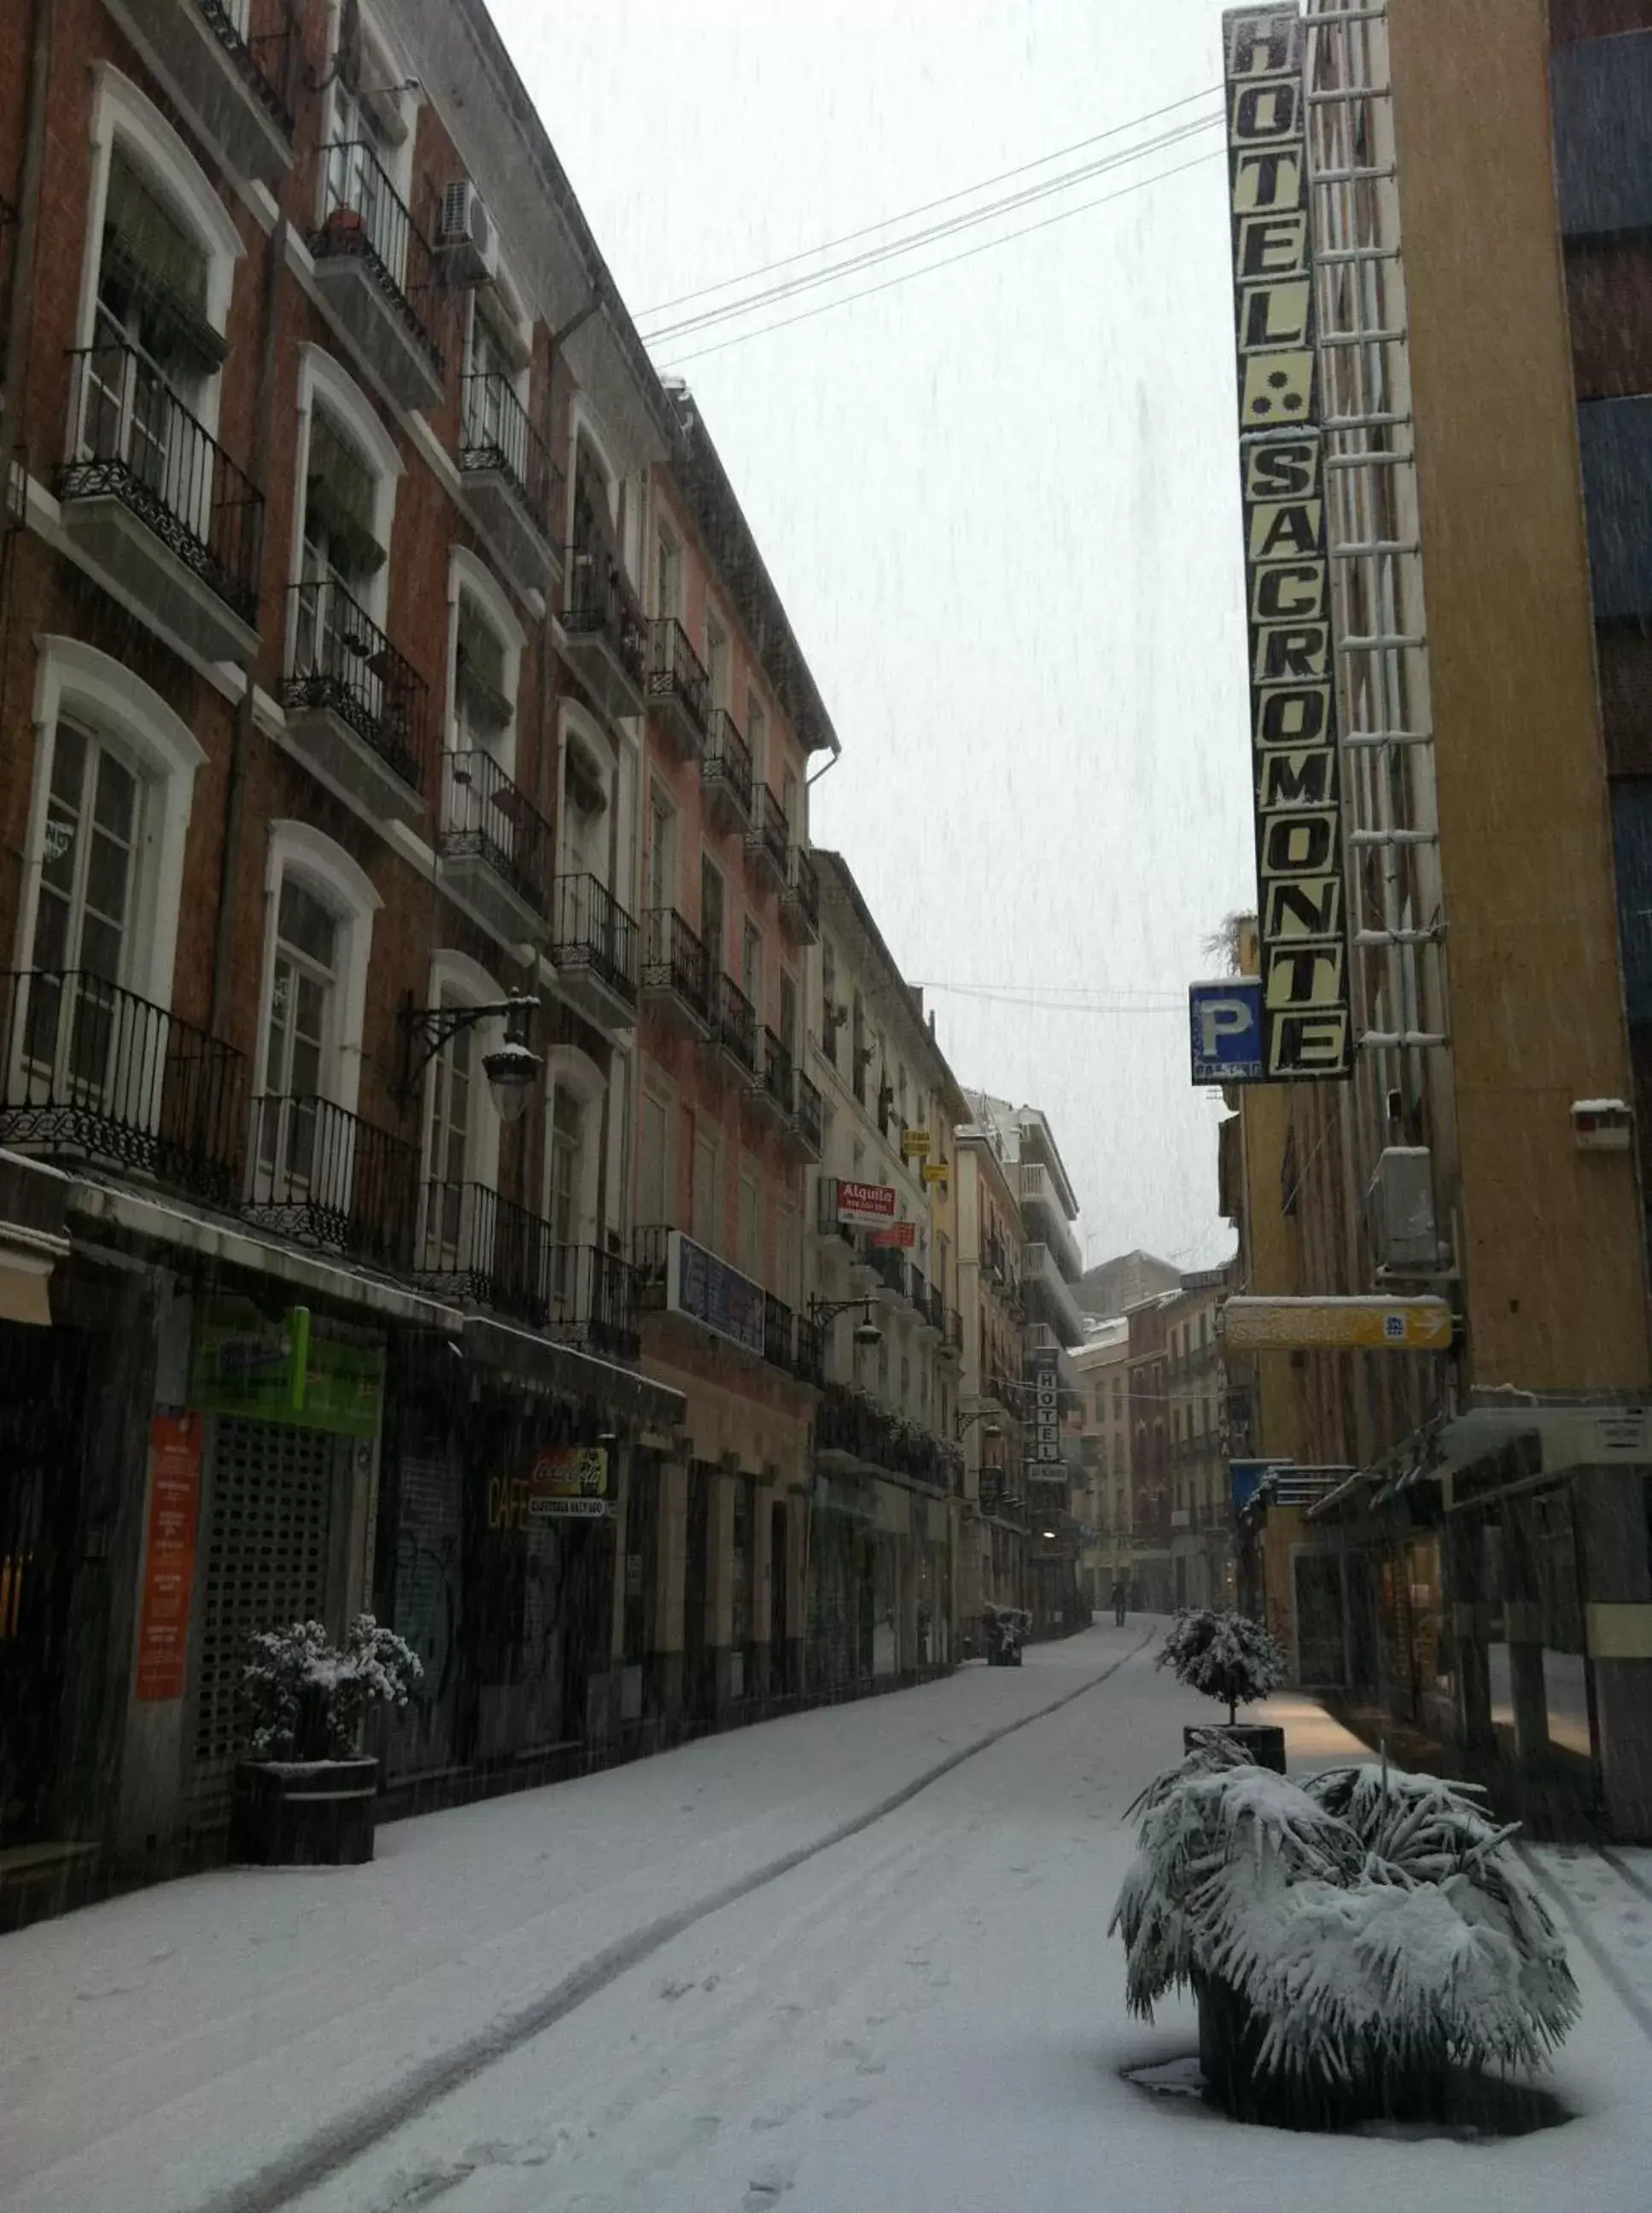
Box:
101;150;225;372
454;603;512;734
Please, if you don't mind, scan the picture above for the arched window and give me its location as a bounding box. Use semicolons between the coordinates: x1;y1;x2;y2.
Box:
542;1043;606;1254
557;699;615;889
416;949;510;1282
292;345;402;626
16;638;206;1016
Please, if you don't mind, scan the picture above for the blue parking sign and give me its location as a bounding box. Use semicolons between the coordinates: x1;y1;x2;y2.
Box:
1189;978;1265;1083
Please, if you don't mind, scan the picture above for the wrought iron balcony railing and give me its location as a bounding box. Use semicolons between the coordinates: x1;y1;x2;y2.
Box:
312;138;442;377
815;1381;955;1488
198;0;295;134
0;969;244;1200
544;1241;640;1361
551;873;639;1005
246;1093;417;1270
749;783;789;879
784;844;820;930
794;1069;823;1153
458;371;562;542
795;1311;826;1387
563;540;646;683
644;617;709;736
642;907;709;1020
414;1179;546;1322
702;708;754;819
760;1025;794;1116
284;575;431;795
763;1290;796;1375
713;971;757;1076
440;749;552;915
59;336;264;623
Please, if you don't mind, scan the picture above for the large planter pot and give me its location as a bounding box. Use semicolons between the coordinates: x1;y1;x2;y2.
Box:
229;1757;378;1867
1183;1721;1287;1773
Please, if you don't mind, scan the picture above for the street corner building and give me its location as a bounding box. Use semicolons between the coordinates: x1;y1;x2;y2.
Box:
1210;0;1652;1843
0;0;998;1926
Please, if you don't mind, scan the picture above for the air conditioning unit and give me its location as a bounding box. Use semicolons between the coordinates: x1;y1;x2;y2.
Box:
1369;1146;1439;1272
436;182;498;285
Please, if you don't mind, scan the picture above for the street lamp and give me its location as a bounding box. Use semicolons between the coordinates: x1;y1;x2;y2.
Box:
394;991;542;1123
957;1407;1004;1441
810;1294;883;1349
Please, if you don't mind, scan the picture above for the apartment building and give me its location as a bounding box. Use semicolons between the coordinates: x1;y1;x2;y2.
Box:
1212;0;1652;1839
803;851;967;1688
953;1113;1028;1624
1072;1320;1131;1608
1126;1290;1176;1613
964;1095;1087;1633
626;388;835;1737
1162;1270;1235;1609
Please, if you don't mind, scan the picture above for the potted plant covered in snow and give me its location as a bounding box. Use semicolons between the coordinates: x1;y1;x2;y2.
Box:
230;1615;421;1867
1159;1607;1289;1772
1111;1735;1579;2128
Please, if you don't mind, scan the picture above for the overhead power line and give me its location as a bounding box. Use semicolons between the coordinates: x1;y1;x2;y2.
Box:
644;110;1223;347
636;80;1223;324
914;981;1187;1015
655;143;1225;371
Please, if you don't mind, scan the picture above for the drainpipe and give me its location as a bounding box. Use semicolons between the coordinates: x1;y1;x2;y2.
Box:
208;213;288;1041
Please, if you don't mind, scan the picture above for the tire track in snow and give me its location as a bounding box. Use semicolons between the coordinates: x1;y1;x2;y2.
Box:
196;1626;1158;2213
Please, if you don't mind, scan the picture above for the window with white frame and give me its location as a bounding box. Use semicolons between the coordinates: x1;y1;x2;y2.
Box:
704;612;728;710
638;1080;671;1230
692;1118;721;1250
656;524;682;623
558;707;613;888
540;1045;605;1262
746;692;767;784
14;641;205;1123
250;826;378;1209
72;74;243;559
319;8;415;279
738;1153;762;1282
742;919;762;1025
647;785;676;916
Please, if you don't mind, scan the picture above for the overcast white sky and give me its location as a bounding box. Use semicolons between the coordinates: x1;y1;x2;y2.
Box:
493;0;1252;1273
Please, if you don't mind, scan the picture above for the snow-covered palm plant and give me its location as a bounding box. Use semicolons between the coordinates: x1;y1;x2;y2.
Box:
242;1614;422;1760
1110;1742;1579;2119
1158;1607;1289;1725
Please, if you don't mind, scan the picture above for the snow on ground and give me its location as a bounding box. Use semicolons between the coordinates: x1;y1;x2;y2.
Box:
5;1620;1651;2213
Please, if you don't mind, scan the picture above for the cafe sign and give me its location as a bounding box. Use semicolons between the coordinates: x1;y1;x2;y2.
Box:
489;1445;610;1531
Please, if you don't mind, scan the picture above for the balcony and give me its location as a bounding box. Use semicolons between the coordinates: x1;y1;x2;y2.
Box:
788;1069;824;1163
707;971;757;1083
423;1222;637;1359
746;1025;794;1131
763;1290;796;1375
1021;1240;1087;1348
811;1174;859;1251
283;576;430;829
644;619;709;761
0;970;244;1202
795;1311;826;1388
815;1382;957;1489
1017;1159;1081;1281
641;908;710;1036
780;845;820;944
457;372;563;593
561;543;646;721
701;708;753;833
57;339;263;662
308;142;443;412
549;873;639;1036
940;1306;964;1363
105;0;294;186
913;1269;943;1337
245;1094;417;1270
865;1241;907;1307
437;750;552;943
744;784;789;893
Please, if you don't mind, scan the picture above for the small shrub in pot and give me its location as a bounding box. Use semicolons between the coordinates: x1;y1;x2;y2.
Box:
1159;1607;1289;1769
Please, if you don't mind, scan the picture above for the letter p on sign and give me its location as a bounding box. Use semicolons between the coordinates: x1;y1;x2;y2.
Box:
1189;978;1264;1083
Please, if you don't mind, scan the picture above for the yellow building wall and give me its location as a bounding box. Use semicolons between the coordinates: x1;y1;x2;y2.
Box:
1389;0;1649;1390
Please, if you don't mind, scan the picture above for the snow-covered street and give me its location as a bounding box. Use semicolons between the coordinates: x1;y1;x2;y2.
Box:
5;1621;1652;2213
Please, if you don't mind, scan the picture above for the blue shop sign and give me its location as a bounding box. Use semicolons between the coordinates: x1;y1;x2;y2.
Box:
668;1229;766;1357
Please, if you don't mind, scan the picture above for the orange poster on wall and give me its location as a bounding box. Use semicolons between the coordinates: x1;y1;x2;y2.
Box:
135;1412;203;1702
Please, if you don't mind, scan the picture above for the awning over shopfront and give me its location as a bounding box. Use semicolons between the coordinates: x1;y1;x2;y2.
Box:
462;1311;685;1433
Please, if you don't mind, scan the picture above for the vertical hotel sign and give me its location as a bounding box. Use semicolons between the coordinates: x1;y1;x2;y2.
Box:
1225;7;1351;1079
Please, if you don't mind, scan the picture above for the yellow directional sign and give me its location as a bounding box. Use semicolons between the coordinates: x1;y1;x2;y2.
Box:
921;1162;949;1185
1220;1296;1453;1353
902;1128;932;1158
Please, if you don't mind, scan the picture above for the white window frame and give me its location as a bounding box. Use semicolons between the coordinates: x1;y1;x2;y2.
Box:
446;546;525;779
567;397;631;585
420;947;506;1198
557;697;616;887
15;637;205;1012
258;821;380;1118
77;67;243;441
291;343;403;628
320;0;419;211
637;1063;676;1232
541;1042;606;1250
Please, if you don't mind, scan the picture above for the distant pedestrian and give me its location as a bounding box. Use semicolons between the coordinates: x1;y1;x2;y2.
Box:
1109;1579;1127;1627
